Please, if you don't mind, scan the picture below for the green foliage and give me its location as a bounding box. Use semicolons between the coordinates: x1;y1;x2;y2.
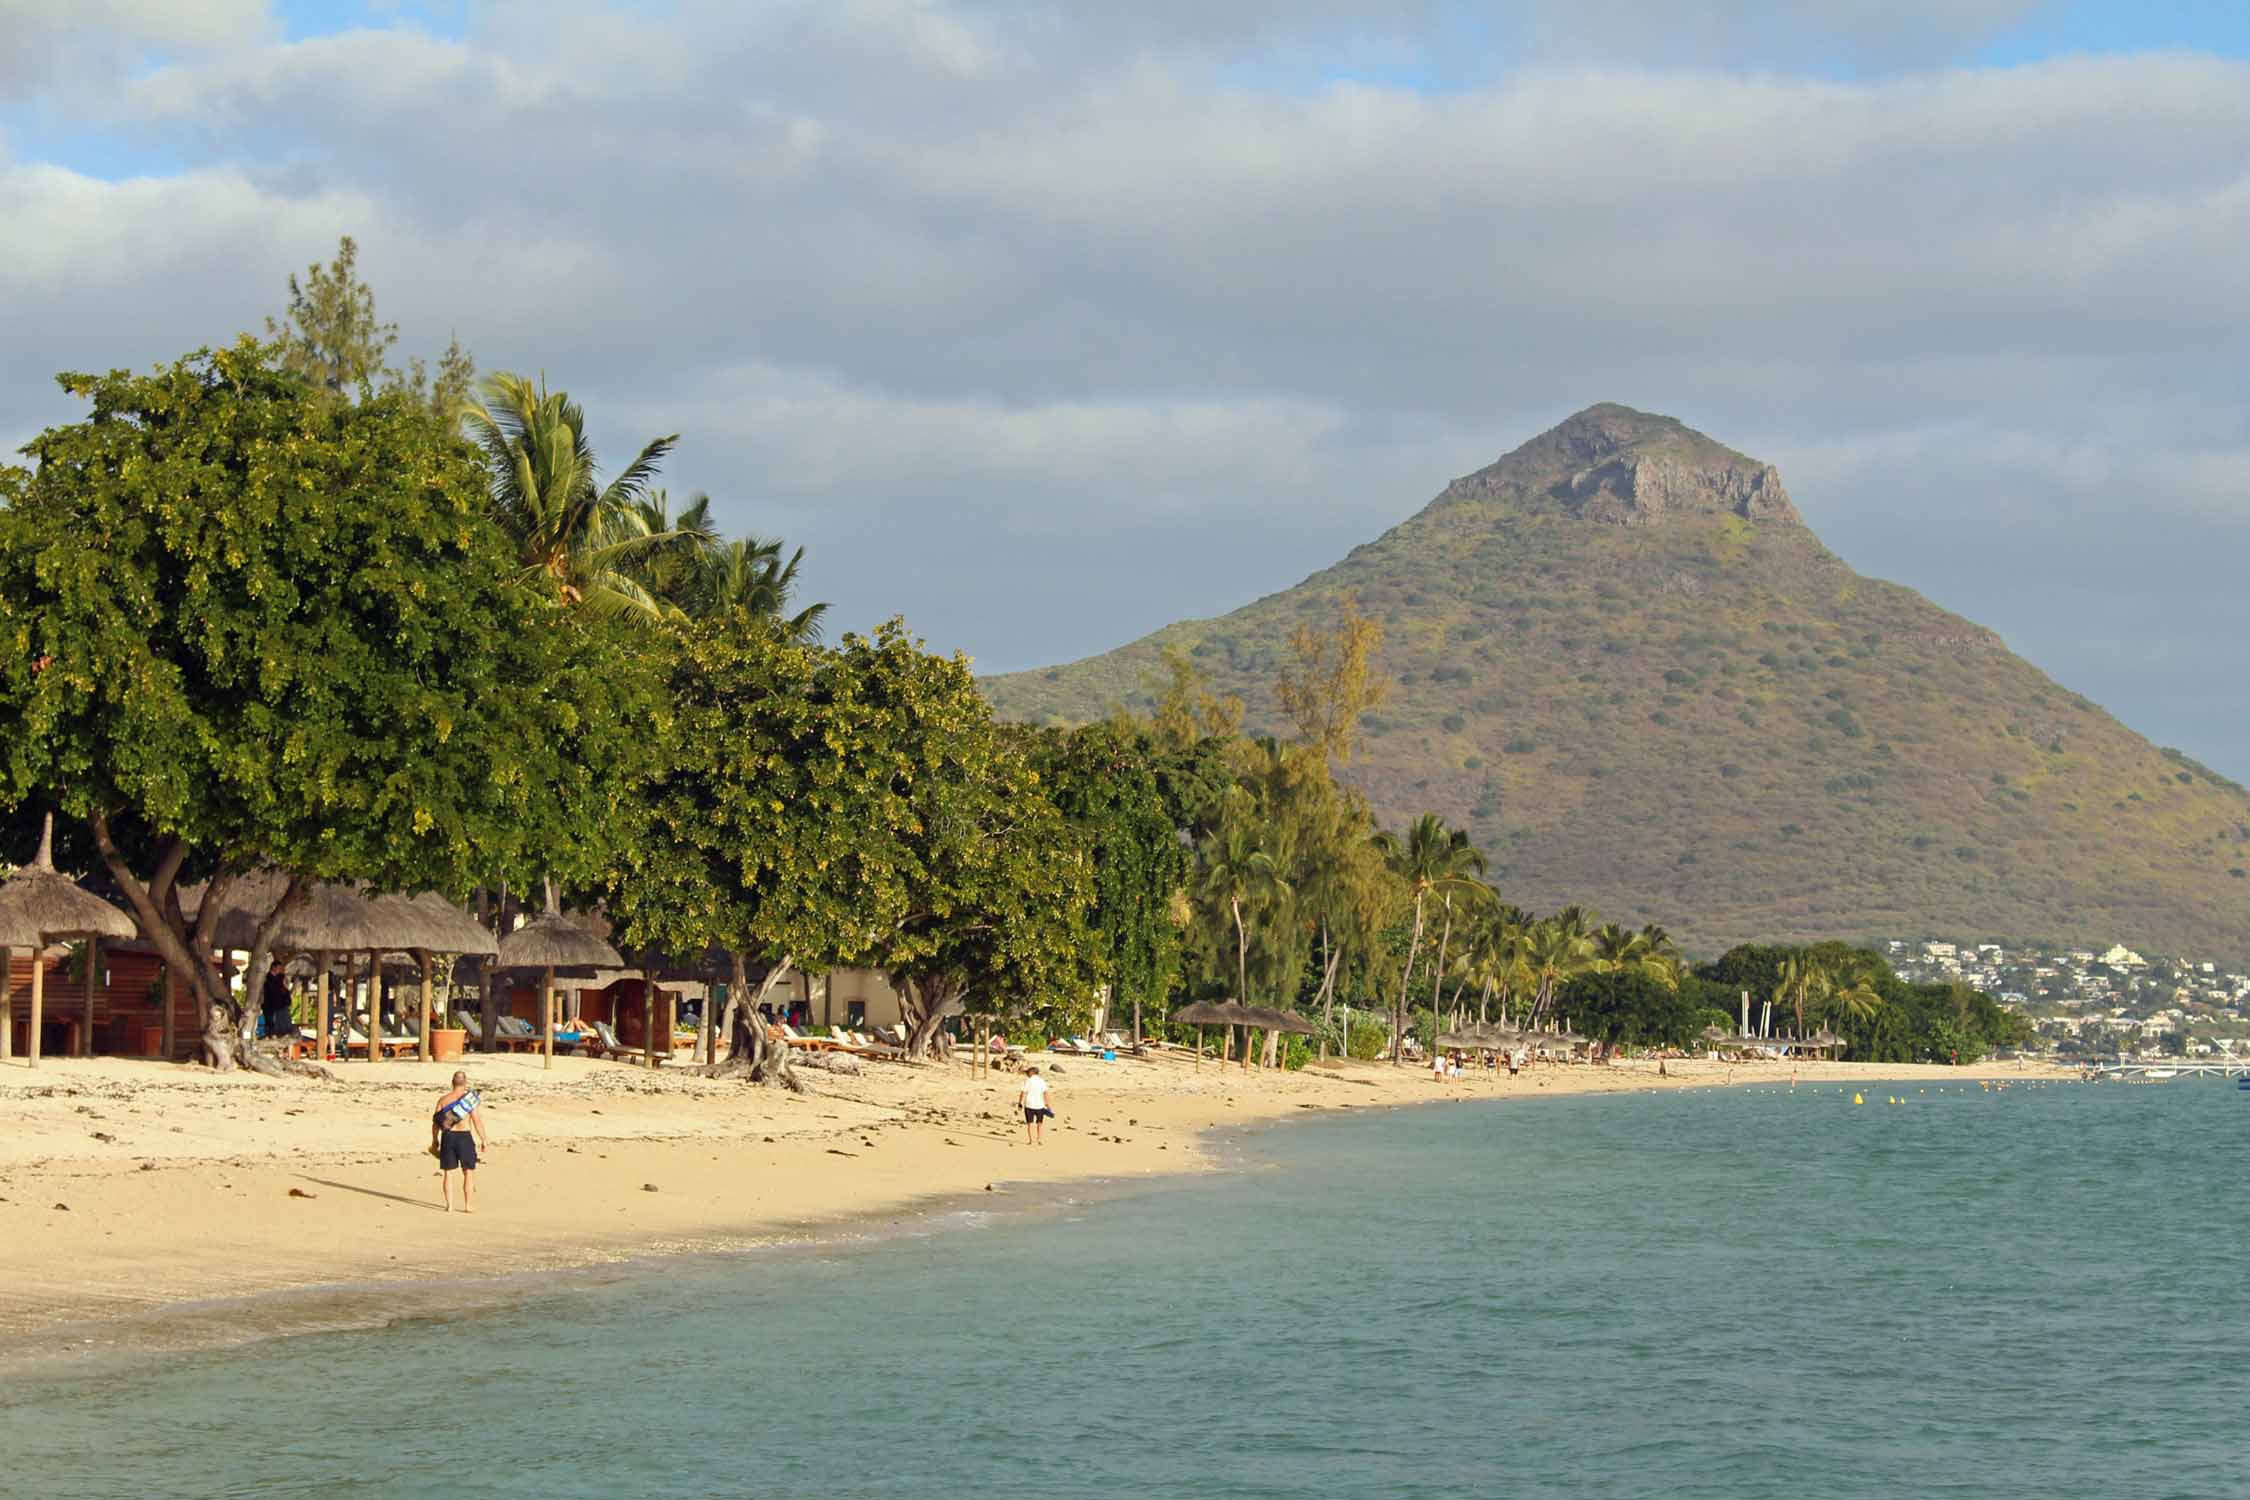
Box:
1019;721;1186;1012
609;618;1101;1036
0;342;640;897
1341;1013;1390;1059
1558;968;1704;1050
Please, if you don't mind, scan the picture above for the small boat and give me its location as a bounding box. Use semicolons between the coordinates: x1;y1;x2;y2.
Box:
2236;1076;2249;1091
2143;1068;2179;1079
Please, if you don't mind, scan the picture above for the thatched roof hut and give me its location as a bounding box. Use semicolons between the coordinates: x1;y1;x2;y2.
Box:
1172;999;1253;1027
372;891;499;957
0;816;137;944
0;815;138;1065
494;910;624;971
493;884;622;1070
1240;1004;1316;1036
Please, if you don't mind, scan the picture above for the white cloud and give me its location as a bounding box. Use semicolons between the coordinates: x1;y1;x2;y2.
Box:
0;0;272;100
5;3;2250;761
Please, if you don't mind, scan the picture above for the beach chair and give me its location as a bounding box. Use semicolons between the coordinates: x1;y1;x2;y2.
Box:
343;1026;419;1059
591;1020;663;1066
492;1015;544;1053
780;1024;839;1052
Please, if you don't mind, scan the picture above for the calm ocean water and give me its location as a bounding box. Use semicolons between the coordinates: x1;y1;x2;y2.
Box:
8;1079;2247;1498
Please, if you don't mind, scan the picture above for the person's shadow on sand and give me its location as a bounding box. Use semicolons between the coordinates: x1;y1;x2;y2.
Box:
296;1176;447;1211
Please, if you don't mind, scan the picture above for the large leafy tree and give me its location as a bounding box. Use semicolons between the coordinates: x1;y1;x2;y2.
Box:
604;615;911;1081
607;619;1098;1069
1020;721;1186;1042
0;343;645;1070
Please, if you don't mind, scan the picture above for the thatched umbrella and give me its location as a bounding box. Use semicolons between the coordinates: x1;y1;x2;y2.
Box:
1173;999;1255;1068
188;876;391;1064
366;892;497;1060
0;815;137;1067
494;881;621;1069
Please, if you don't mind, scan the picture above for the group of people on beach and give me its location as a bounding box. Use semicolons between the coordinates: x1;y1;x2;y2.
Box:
1431;1047;1528;1080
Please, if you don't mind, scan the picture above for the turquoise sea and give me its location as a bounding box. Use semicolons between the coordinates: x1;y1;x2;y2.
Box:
8;1079;2247;1498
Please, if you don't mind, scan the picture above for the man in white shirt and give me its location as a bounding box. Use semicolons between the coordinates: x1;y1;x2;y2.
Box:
1017;1066;1054;1145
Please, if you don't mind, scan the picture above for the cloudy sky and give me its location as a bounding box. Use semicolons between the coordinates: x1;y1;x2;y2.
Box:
5;1;2248;773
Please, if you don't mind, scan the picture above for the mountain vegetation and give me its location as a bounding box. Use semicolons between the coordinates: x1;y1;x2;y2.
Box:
985;404;2250;961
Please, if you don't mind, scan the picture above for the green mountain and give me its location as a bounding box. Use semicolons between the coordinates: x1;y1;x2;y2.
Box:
984;403;2250;960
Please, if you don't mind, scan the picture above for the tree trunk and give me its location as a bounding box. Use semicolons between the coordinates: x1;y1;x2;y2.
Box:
1392;894;1426;1065
88;816;323;1077
1232;895;1250;1067
903;975;967;1060
1427;899;1454;1034
703;951;801;1089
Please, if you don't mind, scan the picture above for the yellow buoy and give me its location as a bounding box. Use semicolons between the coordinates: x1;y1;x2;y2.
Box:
1852;1092;1864;1105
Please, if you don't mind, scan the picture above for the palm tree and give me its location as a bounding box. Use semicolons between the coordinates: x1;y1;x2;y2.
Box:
1426;877;1493;1031
1524;912;1601;1027
1196;806;1290;1062
1374;814;1487;1064
466;372;688;616
621;489;719;617
1821;979;1885;1033
1596;923;1682;989
693;533;828;640
1772;954;1831;1039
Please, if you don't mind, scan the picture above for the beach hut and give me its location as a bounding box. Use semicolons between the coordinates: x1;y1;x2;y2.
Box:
493;883;622;1069
0;814;138;1066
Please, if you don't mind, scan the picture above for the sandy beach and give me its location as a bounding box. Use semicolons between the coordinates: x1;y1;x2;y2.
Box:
0;1048;2067;1359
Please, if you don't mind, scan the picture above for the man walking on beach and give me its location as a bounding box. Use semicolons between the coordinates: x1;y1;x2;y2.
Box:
430;1071;487;1213
1018;1065;1053;1146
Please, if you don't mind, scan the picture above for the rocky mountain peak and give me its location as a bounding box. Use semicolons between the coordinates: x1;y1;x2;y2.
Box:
1439;402;1800;527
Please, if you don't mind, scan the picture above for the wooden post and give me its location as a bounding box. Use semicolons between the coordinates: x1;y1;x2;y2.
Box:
81;935;97;1057
316;953;331;1062
366;950;382;1065
161;964;176;1062
28;943;44;1069
0;945;11;1063
418;951;434;1062
343;952;358;1063
541;965;554;1069
644;982;656;1069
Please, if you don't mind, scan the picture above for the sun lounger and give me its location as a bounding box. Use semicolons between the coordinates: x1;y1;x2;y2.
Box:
779;1024;843;1052
343;1027;420;1059
591;1020;664;1066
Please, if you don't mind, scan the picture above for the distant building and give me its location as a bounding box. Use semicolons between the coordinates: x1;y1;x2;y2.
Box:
2100;945;2147;968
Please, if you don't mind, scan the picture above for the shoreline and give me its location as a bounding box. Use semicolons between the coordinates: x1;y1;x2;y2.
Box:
0;1049;2068;1370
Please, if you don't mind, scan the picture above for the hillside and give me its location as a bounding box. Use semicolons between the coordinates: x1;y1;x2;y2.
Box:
984;404;2250;960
